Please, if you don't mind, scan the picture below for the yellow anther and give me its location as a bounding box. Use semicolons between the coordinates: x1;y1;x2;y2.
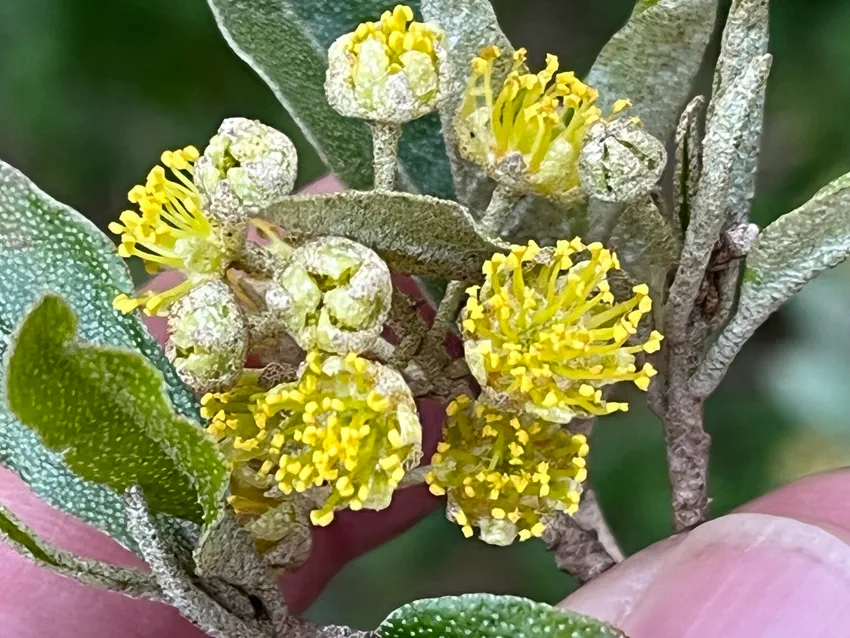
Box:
310;510;335;527
429;483;446;496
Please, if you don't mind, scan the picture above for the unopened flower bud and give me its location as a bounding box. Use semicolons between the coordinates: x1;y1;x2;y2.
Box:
194;118;298;223
166;280;248;394
579;118;666;203
325;4;448;123
266;237;392;354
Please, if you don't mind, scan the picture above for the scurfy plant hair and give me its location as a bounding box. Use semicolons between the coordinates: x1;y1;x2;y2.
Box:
0;0;845;636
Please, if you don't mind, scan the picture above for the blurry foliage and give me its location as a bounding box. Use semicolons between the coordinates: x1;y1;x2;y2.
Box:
2;0;850;630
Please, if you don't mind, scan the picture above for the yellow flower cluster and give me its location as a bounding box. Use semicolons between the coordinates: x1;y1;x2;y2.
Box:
347;4;439;74
456;47;630;195
426;396;589;545
109;146;225;315
461;239;662;423
203;352;422;527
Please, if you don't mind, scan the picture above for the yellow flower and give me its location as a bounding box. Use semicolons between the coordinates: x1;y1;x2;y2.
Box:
109;146;227;316
426;396;589;545
455;46;631;197
204;352;422;527
461;239;662;423
326;4;447;122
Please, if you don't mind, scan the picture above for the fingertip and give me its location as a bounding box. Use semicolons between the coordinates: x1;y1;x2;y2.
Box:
737;467;850;534
561;470;850;638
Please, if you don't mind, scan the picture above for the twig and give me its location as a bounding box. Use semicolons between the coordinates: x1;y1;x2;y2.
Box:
387;288;427;370
542;512;617;583
574;488;624;564
371;122;402;191
419;185;521;372
479;184;521;236
124;487;270;638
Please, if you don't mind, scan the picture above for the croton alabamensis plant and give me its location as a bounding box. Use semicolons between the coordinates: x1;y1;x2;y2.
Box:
0;0;846;636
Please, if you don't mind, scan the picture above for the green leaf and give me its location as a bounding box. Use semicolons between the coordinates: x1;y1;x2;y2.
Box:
693;172;850;398
0;503;160;599
379;594;625;638
707;0;770;225
260;191;507;280
666;54;772;335
0;159;200;548
421;0;514;210
586;0;719;141
610;196;682;279
6;295;228;526
205;0;453;198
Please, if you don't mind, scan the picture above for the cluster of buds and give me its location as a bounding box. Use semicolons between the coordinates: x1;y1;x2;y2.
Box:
107;4;666;553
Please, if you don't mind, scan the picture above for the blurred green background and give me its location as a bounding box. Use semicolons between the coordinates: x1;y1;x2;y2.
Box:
2;0;850;630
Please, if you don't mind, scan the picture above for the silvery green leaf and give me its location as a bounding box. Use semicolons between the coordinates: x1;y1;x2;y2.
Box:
708;0;770;120
421;0;515;210
586;0;719;141
379;594;625;638
259;191;507;280
610;196;682;280
505;196;590;246
124;487;269;638
666;54;772;336
673;96;706;234
7;295;228;526
707;0;770;224
692;172;850;398
0;159;199;550
206;0;453;198
0;503;160;599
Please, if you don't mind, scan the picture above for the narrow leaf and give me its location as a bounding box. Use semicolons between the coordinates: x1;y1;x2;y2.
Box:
260;191;507;280
707;0;770;224
205;0;453;198
0;503;160;599
666;54;772;336
380;594;625;638
586;0;719;141
693;173;850;398
7;295;228;526
421;0;514;210
0;159;199;549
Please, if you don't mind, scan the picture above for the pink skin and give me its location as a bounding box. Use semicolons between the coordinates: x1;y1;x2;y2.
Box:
2;177;848;636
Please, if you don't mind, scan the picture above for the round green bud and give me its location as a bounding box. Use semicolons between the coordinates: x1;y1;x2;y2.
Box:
166;280;248;394
195;118;298;224
265;236;393;354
